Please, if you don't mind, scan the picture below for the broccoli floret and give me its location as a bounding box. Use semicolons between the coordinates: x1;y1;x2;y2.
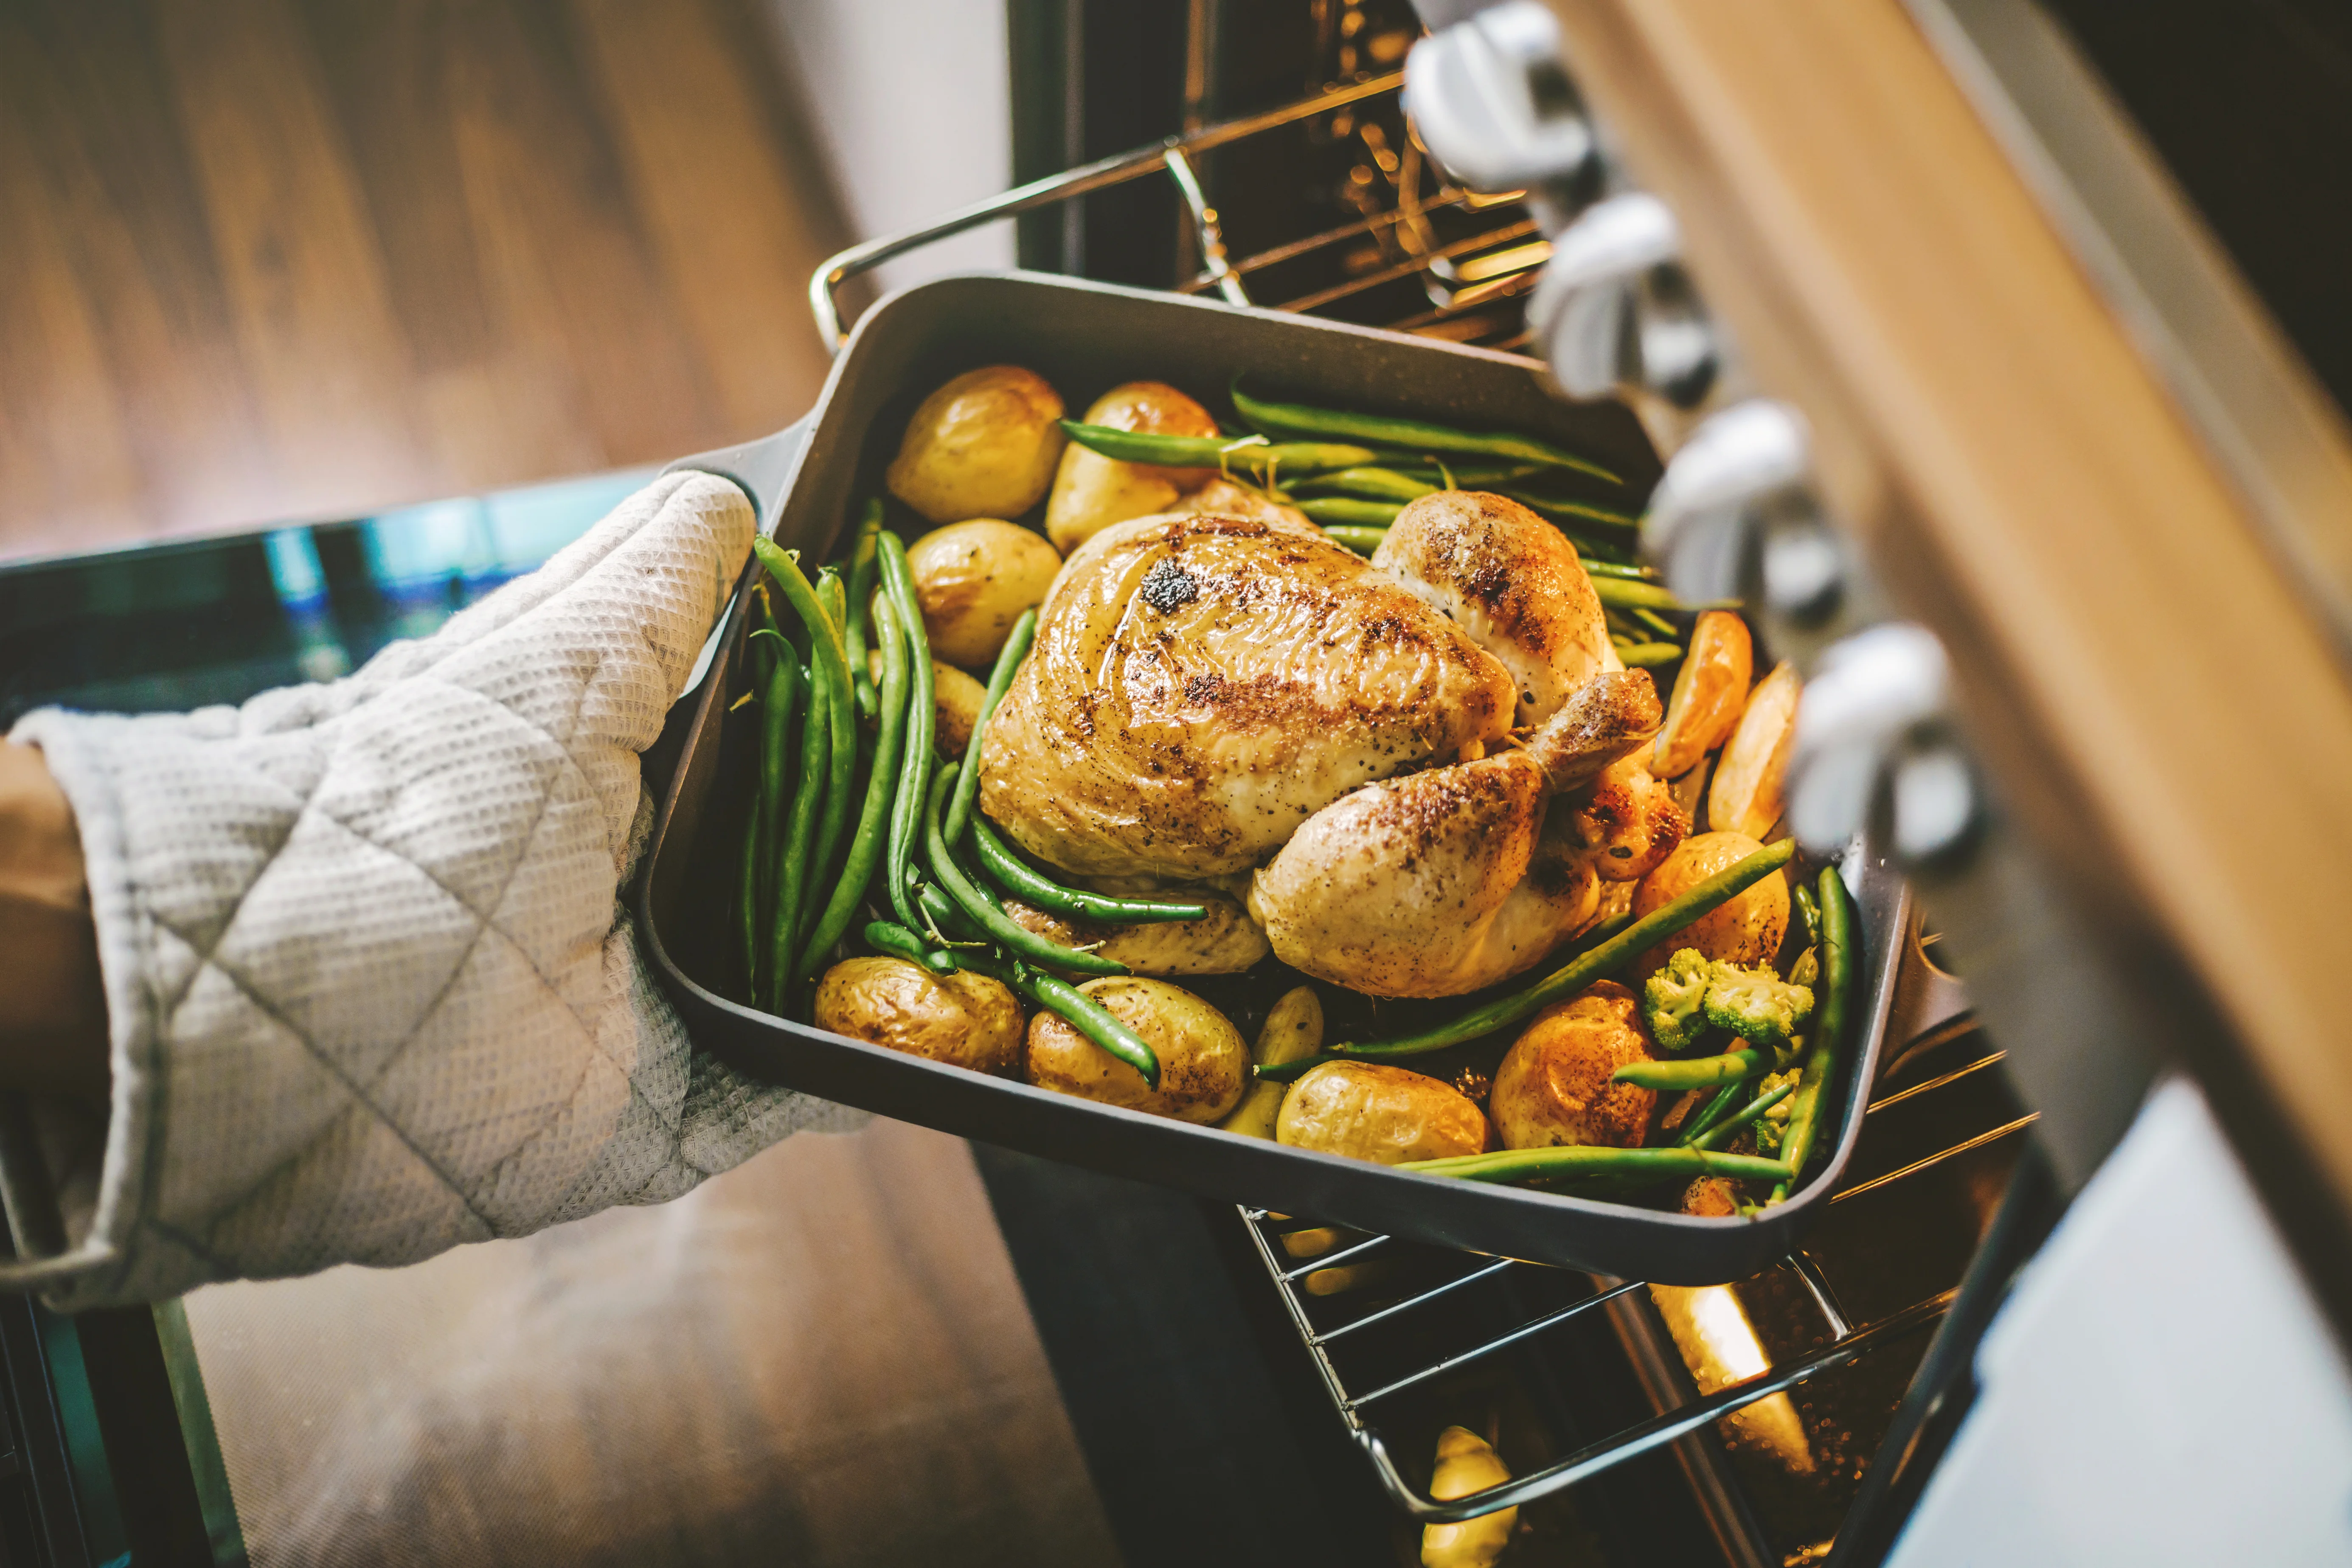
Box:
1703;964;1815;1049
1641;948;1715;1052
1752;1070;1800;1158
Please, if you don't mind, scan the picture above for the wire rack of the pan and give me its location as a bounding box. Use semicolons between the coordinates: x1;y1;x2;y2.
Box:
810;71;1547;351
1240;1020;2032;1523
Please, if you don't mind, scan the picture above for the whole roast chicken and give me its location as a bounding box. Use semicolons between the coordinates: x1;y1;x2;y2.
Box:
978;492;1687;998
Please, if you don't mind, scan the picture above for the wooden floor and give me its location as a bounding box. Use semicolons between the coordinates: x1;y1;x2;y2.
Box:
184;1119;1124;1568
0;0;852;562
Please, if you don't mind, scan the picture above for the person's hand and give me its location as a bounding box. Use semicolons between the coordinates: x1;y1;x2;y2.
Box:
0;743;107;1102
5;473;861;1306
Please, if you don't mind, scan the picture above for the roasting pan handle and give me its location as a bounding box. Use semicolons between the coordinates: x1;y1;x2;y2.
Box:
663;418;813;534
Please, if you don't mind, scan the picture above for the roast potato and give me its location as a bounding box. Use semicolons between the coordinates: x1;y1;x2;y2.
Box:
1490;981;1658;1150
1218;986;1323;1139
1276;1061;1488;1166
1025;977;1248;1122
931;660;989;756
1001;891;1270;976
813;958;1025;1075
907;519;1063;667
1422;1427;1517;1568
885;365;1068;523
1708;660;1799;839
1631;830;1790;978
1653;610;1754;778
1044;381;1220;554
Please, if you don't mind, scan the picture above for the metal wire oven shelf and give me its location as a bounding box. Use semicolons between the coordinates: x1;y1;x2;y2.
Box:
811;73;1549;354
1238;1022;2027;1525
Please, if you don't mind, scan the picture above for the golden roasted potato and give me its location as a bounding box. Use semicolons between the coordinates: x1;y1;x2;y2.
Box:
812;958;1025;1075
1044;382;1220;554
1025;977;1248;1122
1653;610;1754;778
1001;891;1270;976
1218;986;1324;1139
1276;1061;1488;1166
1708;660;1799;839
932;660;989;756
907;519;1063;667
1631;831;1789;978
885;365;1068;524
1489;981;1657;1150
1421;1427;1517;1568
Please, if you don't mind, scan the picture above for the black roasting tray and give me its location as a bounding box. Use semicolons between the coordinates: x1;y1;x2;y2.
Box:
635;272;1900;1286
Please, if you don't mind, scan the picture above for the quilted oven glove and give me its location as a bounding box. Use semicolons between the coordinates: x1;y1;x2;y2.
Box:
4;472;864;1309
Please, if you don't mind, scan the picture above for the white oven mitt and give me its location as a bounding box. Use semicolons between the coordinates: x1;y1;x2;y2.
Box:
6;472;863;1309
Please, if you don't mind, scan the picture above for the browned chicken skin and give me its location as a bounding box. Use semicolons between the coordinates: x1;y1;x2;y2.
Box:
978;512;1516;877
1248;674;1663;997
978;491;1686;997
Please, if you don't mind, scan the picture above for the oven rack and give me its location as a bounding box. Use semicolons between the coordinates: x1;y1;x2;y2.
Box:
1242;1020;2032;1532
811;73;1548;354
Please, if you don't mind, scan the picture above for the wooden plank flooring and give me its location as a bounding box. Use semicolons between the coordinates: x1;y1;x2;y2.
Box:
0;0;851;561
183;1119;1124;1568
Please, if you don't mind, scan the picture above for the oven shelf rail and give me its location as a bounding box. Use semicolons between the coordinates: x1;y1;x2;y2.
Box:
811;75;1548;354
1239;1026;2026;1526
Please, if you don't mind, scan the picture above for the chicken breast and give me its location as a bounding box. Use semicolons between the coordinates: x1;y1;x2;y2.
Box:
979;512;1516;878
1373;491;1617;725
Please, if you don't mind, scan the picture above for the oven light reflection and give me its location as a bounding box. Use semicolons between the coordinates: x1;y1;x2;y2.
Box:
1649;1284;1816;1475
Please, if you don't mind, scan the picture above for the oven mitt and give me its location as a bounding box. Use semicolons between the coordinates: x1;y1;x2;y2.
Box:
4;471;864;1309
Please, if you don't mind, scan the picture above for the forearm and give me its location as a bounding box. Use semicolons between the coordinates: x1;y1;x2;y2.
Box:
0;743;107;1104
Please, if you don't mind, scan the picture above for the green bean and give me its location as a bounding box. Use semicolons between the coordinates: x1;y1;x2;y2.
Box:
1613;643;1685;669
1792;882;1821;949
1580;559;1660;582
945;607;1035;847
953;950;1161;1087
750;653;802;1003
1687;1079;1798;1153
1614;1048;1770;1090
1387;460;1547;488
1296;496;1404;528
1772;867;1859;1203
1492;489;1641;530
970;814;1207;924
1592;578;1701;612
924;764;1127;976
1256;839;1796;1080
736;789;761;999
1056;422;1374;483
1401;1145;1787;1186
876;529;935;932
1231;379;1623;486
1637;608;1683;643
1675;1080;1748;1146
769;651;832;1013
842;501;882;718
797;593;912;978
917;881;988;945
1322;525;1390;556
863;920;955;974
1288;468;1436;503
808;568;857;899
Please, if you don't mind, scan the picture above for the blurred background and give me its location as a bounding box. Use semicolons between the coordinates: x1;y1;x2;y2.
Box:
0;0;1007;564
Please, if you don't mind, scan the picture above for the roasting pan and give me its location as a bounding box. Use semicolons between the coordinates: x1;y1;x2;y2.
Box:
635;271;1902;1285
